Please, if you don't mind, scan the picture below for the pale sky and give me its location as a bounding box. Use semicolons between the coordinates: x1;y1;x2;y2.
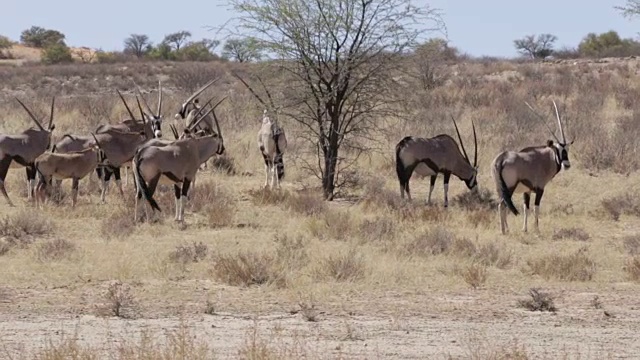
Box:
2;0;637;58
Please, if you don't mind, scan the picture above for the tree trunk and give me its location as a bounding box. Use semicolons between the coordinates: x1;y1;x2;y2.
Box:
321;118;340;201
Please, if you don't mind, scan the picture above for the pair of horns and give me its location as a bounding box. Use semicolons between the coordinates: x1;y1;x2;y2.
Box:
451;115;478;168
525;100;570;144
187;96;226;138
135;80;163;119
116;89;148;126
15;97;55;132
182;78;218;108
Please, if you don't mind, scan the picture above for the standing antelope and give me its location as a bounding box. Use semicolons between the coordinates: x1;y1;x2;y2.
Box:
96;87;163;190
395;116;478;207
0;97;56;206
258;110;287;189
174;79;219;169
133;100;225;222
34;133;109;208
492;100;573;234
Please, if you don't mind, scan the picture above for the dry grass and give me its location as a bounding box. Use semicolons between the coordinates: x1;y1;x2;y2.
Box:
0;56;640;358
526;247;596;282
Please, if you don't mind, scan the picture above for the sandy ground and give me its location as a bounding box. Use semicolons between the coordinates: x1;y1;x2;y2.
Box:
1;281;639;359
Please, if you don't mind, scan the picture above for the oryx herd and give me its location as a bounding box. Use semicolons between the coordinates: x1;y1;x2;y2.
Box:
395;99;573;235
1;75;570;234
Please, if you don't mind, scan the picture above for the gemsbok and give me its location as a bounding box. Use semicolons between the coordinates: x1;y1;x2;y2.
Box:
133;97;225;222
395;116;478;207
34;133;109;208
491;100;573;234
0;97;56;206
258;109;287;189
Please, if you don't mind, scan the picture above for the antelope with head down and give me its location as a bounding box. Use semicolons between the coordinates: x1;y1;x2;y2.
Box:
491;100;573;235
34;133;109;208
133;97;225;222
0;97;56;206
258;109;287;189
395;116;478;207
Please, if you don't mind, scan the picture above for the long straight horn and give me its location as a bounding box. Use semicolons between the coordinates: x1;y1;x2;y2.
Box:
15;98;45;131
471;119;478;168
116;89;136;121
156;80;163;118
135;95;146;125
552;100;567;144
187;97;216;129
134;84;155;117
450;115;470;163
190;106;215;131
209;96;227;138
170;124;179;140
524;101;560;143
48;96;55;130
183;78;218;106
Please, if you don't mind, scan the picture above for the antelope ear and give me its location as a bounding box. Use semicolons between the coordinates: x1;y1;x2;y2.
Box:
546;139;554;147
194;98;199;104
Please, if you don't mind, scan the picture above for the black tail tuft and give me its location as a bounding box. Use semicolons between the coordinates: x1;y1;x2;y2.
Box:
395;137;412;192
274;133;285;180
133;149;161;212
496;155;519;216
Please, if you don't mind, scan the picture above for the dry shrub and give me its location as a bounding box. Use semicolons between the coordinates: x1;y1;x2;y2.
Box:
359;176;404;211
475;241;513;269
466;208;494;228
0;210;54;240
461;262;488;289
247;188;325;216
526;247;596;281
284;191;326;216
210;155;237;175
552;227;590;241
601;193;640;221
517;288;557;312
306;210;356;241
100;207;135;240
211;251;280;287
623;235;640;255
35;238;76;262
190;183;237;228
168;241;208;265
402;226;457;256
102;280;135;318
358;216;396;243
453;187;498;211
623;257;640;282
247;188;290;206
318;248;366;282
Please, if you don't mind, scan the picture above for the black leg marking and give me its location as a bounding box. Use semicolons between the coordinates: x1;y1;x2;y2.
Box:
181;179;191;197
523;192;531;210
174;184;181;199
534;188;544;206
429;175;437;188
113;168;121;181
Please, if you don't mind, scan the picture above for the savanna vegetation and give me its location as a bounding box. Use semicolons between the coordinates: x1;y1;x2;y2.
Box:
1;1;640;358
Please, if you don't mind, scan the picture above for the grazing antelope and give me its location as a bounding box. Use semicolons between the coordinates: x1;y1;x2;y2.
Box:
395;116;478;207
34;133;109;208
0;97;56;206
491;100;573;234
133;99;225;222
258;110;287;189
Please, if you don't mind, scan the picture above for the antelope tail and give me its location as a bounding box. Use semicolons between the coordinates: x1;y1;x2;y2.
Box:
494;154;519;216
133;149;161;212
395;137;412;191
274;134;284;180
